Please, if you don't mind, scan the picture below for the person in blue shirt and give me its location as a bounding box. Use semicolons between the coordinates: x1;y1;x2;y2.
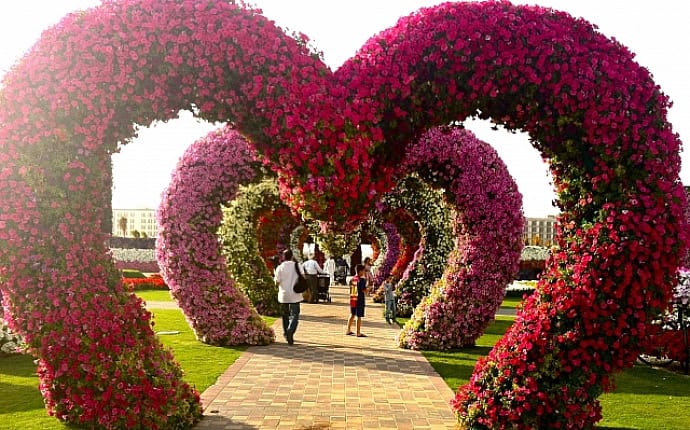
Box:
346;264;368;337
383;275;396;324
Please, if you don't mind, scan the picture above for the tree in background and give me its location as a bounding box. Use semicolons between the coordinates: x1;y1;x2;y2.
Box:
118;216;128;237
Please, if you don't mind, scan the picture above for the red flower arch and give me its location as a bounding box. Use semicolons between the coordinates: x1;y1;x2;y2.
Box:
337;2;686;427
0;1;685;428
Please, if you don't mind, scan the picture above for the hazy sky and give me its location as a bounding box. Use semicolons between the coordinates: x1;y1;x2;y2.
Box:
1;1;688;216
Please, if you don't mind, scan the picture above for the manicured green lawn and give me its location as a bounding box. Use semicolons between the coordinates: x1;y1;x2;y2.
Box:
424;316;690;430
0;309;275;430
499;295;525;309
0;354;68;430
135;288;174;302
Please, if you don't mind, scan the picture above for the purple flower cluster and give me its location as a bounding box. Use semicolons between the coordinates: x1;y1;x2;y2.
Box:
397;127;524;350
372;223;400;287
157;127;274;346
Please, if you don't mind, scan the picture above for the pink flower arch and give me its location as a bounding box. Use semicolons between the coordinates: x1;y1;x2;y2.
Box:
156;127;274;345
397;126;524;350
0;0;685;428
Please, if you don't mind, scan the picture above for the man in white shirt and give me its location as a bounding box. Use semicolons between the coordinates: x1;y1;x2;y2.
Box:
274;249;304;345
302;253;325;303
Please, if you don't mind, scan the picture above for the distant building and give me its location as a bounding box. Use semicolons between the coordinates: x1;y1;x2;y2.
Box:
523;215;557;246
112;208;158;238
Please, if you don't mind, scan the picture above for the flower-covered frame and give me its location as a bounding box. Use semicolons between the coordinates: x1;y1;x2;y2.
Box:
157;127;274;345
0;0;685;428
397;127;524;350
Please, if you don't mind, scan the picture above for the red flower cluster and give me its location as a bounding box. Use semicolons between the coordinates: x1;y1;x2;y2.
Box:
121;275;168;291
256;207;301;271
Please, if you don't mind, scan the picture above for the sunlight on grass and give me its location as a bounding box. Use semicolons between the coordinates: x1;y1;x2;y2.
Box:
151;309;248;391
0;309;275;429
424;316;690;430
135;288;174;303
499;295;524;309
0;355;69;430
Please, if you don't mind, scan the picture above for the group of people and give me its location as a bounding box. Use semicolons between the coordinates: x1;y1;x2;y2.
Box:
274;251;396;345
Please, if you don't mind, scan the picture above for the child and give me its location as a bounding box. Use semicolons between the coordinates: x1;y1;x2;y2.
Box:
383;275;396;324
346;264;368;337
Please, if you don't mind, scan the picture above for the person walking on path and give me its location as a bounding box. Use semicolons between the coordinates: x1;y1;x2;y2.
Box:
303;253;325;303
383;275;396;324
346;264;368;337
334;255;349;285
274;249;304;345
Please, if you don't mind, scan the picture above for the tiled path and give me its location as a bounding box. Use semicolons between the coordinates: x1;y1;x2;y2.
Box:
194;284;460;430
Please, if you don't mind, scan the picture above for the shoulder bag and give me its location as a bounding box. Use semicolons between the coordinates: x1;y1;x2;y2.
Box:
293;261;308;293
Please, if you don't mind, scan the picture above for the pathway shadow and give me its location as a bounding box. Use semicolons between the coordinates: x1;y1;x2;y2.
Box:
196;414;256;429
197;414;333;430
297;313;401;331
249;340;458;378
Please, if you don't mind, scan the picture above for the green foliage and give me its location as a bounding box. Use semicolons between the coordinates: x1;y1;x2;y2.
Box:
219;180;284;316
315;230;360;258
384;175;454;316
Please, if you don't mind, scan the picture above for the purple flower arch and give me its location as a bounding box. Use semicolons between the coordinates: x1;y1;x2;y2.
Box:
372;222;401;288
397;126;523;349
156;127;274;345
0;0;685;428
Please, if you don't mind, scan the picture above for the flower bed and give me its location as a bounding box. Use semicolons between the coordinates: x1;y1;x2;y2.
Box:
0;324;24;355
111;247;160;273
121;275;168;291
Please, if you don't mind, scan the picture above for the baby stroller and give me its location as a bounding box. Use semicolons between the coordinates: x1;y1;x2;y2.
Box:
316;274;331;303
334;265;347;285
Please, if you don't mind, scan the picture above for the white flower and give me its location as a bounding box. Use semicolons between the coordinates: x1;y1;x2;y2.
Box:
110;248;156;263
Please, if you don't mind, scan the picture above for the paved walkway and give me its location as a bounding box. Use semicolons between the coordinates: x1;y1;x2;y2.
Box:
193;284;460;430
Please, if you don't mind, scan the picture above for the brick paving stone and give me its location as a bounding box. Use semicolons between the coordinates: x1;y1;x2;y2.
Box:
198;284;459;429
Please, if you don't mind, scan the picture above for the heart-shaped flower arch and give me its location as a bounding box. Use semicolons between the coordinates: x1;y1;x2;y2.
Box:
0;0;685;428
397;126;524;350
157;127;274;345
219;179;299;316
379;175;455;317
371;222;401;288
